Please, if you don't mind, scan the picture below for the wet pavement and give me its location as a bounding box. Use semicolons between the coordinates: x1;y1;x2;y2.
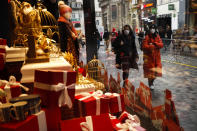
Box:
79;40;197;131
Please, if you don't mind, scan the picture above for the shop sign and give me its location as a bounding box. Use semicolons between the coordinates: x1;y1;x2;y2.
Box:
151;8;157;14
71;18;80;22
144;3;153;8
168;4;175;10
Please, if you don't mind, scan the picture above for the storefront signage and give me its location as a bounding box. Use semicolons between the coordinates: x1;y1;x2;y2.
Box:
168;4;175;10
144;3;153;8
71;18;80;22
151;8;157;14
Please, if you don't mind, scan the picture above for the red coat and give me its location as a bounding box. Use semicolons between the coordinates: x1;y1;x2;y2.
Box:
142;34;163;78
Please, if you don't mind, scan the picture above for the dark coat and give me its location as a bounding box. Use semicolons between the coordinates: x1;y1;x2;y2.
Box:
58;17;79;62
103;31;109;40
142;34;163;78
113;34;139;70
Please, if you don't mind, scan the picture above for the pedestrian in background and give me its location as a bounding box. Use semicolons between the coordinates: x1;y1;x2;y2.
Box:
138;29;144;50
96;29;101;50
142;24;163;90
164;25;172;50
103;29;110;50
113;25;139;81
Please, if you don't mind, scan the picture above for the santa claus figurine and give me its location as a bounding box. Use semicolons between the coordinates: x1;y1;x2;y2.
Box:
58;1;79;64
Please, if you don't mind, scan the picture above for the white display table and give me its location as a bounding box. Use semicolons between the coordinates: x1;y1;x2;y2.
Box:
20;57;72;83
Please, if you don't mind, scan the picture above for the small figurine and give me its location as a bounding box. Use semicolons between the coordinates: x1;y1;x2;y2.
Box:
58;2;79;64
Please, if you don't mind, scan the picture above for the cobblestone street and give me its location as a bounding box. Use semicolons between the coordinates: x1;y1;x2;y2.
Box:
80;40;197;131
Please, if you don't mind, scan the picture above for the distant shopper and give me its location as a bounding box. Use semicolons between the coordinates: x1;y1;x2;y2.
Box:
138;30;144;50
113;25;139;81
103;29;110;50
164;25;172;50
111;28;118;43
96;29;101;50
142;24;163;90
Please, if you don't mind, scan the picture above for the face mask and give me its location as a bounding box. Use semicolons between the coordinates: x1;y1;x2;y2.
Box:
124;30;129;35
150;29;155;34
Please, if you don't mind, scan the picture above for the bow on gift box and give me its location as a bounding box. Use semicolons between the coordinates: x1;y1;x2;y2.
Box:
116;118;141;131
34;82;74;108
0;76;29;102
80;116;94;131
79;90;104;116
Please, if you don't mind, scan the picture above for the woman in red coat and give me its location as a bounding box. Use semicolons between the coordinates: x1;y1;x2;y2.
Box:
142;24;163;90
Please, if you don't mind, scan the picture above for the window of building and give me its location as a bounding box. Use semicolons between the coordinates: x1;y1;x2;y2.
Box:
112;5;117;19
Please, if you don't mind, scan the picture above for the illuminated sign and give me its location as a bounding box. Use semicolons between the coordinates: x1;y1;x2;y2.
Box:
144;3;153;8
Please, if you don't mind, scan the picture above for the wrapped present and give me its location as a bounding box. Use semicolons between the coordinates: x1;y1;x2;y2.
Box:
0;39;7;45
60;113;113;131
0;76;28;103
0;53;5;70
75;84;95;96
118;111;140;124
74;90;109;117
0;110;47;131
34;69;76;108
105;92;125;114
0;39;6;70
9;94;41;116
110;112;145;131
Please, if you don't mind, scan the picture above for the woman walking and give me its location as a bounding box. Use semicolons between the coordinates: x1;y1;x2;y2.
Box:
113;25;139;81
142;24;163;90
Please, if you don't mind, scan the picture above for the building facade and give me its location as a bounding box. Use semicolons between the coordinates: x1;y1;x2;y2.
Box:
98;0;131;32
157;0;180;30
68;0;85;34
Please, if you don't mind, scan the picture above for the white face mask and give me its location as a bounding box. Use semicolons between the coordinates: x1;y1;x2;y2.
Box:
23;6;33;15
150;29;156;34
124;30;130;35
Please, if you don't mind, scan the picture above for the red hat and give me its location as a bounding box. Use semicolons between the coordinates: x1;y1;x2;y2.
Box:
59;4;72;16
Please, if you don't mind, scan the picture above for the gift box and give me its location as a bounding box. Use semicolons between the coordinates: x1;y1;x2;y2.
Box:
74;91;109;117
105;93;125;114
0;54;5;70
0;110;47;131
60;113;113;131
34;69;76;108
0;39;6;70
110;112;145;131
0;39;7;45
0;78;22;103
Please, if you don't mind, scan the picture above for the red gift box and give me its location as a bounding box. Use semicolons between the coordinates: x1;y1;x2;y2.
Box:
34;69;76;108
110;112;145;131
60;113;113;131
106;93;125;114
0;39;6;70
0;54;5;70
74;91;109;117
0;110;47;131
0;83;21;103
0;39;7;45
